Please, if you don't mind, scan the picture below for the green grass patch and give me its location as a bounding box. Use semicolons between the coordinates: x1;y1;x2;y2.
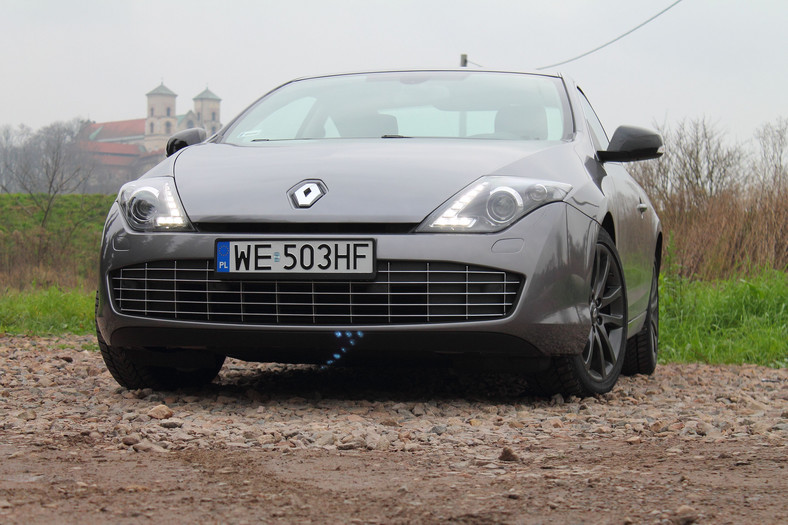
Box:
0;287;94;335
659;269;788;367
0;193;115;288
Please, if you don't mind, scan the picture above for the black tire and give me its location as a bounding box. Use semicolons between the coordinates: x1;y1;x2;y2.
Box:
528;229;628;397
622;261;659;376
95;293;225;390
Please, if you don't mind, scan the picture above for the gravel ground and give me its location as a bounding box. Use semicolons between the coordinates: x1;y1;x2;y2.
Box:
0;334;786;524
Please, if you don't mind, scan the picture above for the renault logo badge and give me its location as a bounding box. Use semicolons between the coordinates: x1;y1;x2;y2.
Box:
289;180;327;208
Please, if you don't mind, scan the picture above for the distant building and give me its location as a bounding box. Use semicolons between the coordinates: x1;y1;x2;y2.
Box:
79;82;221;193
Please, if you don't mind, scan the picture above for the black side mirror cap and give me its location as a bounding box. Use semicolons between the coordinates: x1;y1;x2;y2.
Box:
598;125;663;162
166;127;207;157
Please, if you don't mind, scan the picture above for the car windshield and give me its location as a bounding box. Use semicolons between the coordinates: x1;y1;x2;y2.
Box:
221;72;573;144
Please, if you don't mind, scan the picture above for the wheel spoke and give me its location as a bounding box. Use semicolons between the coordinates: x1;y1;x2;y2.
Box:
592;251;610;300
598;325;616;367
583;331;594;369
594;329;607;379
600;312;624;327
600;285;622;308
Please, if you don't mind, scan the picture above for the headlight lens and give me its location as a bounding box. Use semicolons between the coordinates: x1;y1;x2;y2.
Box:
118;178;193;231
416;176;571;233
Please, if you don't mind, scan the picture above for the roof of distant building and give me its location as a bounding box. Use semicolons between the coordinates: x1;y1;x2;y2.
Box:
79;141;145;167
84;119;145;142
194;87;221;101
146;83;177;97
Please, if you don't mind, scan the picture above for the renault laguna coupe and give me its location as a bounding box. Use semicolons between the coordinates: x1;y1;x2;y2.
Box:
95;70;663;396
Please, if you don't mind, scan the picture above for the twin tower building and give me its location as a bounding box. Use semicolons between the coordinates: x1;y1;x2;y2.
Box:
144;82;222;152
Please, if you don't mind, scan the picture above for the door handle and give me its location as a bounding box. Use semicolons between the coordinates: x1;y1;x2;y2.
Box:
636;203;648;213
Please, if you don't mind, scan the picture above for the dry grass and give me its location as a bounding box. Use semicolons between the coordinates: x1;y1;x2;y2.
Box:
631;117;787;279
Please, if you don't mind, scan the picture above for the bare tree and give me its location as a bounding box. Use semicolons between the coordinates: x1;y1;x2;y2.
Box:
629;117;746;215
0;124;32;194
755;117;787;192
1;119;94;227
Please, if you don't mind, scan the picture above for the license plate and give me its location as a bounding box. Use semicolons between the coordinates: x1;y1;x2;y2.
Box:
215;239;375;278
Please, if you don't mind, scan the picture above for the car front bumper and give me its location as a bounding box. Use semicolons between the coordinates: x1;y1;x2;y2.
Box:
97;201;598;362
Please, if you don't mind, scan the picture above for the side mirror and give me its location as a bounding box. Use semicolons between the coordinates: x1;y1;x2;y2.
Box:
598;126;663;162
165;128;207;157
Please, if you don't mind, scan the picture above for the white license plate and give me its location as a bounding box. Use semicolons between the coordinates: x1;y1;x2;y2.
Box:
215;239;375;278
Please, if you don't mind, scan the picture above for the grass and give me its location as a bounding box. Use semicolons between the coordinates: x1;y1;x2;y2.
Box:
0;287;95;335
0;193;115;289
659;270;788;368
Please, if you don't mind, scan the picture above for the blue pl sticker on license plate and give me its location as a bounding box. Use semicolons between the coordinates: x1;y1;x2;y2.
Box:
216;241;230;272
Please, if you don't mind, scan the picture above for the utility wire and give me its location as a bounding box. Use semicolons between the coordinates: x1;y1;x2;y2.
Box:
536;0;685;70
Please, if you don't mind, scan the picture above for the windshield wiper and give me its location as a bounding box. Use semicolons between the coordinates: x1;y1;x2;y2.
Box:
381;134;410;138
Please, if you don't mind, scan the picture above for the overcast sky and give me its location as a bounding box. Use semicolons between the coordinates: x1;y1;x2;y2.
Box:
1;0;785;143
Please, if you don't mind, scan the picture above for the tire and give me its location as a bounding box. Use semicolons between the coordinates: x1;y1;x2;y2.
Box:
622;261;659;376
528;229;628;397
95;293;225;390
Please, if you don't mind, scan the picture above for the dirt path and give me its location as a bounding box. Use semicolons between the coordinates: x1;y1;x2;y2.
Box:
1;334;786;524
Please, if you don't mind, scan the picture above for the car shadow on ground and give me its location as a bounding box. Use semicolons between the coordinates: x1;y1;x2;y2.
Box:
183;358;557;405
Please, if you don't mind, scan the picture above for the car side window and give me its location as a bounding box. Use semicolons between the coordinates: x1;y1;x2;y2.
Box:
577;89;609;151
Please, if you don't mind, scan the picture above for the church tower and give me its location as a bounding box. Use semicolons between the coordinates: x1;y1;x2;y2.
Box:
193;88;222;135
144;82;177;151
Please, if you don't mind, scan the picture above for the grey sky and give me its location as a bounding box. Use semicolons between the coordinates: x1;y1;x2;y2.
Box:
1;0;785;143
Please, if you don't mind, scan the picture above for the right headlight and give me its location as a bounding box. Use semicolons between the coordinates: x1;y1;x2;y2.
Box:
118;177;194;232
416;176;572;233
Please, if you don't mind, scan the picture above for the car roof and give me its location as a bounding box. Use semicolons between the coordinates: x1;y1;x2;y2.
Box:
288;69;565;83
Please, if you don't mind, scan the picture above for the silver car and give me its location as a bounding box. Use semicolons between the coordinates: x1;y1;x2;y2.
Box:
96;70;662;396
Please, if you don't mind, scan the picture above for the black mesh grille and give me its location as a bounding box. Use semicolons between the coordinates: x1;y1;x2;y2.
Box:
111;260;521;325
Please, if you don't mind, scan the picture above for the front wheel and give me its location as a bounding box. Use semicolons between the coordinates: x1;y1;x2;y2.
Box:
528;229;628;397
96;293;225;390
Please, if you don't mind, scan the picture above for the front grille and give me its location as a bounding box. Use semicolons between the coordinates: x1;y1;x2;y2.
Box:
111;260;522;325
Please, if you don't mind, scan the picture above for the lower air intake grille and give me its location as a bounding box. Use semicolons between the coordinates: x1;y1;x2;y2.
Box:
111;260;521;325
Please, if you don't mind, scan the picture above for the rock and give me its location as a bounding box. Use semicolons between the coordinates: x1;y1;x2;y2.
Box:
468;419;483;427
430;425;447;435
314;432;335;446
147;405;174;420
16;410;36;421
674;504;699;525
498;447;519;462
122;434;141;446
159;418;184;429
0;499;11;508
626;436;642;444
132;440;167;453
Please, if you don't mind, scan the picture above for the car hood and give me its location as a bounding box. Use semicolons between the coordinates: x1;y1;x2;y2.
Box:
173;139;573;224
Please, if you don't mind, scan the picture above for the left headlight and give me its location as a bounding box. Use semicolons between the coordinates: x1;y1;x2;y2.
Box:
118;177;194;232
416;176;572;233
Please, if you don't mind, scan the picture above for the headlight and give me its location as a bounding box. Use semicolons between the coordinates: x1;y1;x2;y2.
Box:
118;177;193;232
416;176;571;233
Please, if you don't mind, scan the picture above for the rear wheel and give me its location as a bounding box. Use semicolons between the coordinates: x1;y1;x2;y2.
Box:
622;261;659;375
528;229;627;397
95;293;225;390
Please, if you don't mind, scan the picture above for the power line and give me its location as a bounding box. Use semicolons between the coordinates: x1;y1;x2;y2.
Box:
536;0;685;70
